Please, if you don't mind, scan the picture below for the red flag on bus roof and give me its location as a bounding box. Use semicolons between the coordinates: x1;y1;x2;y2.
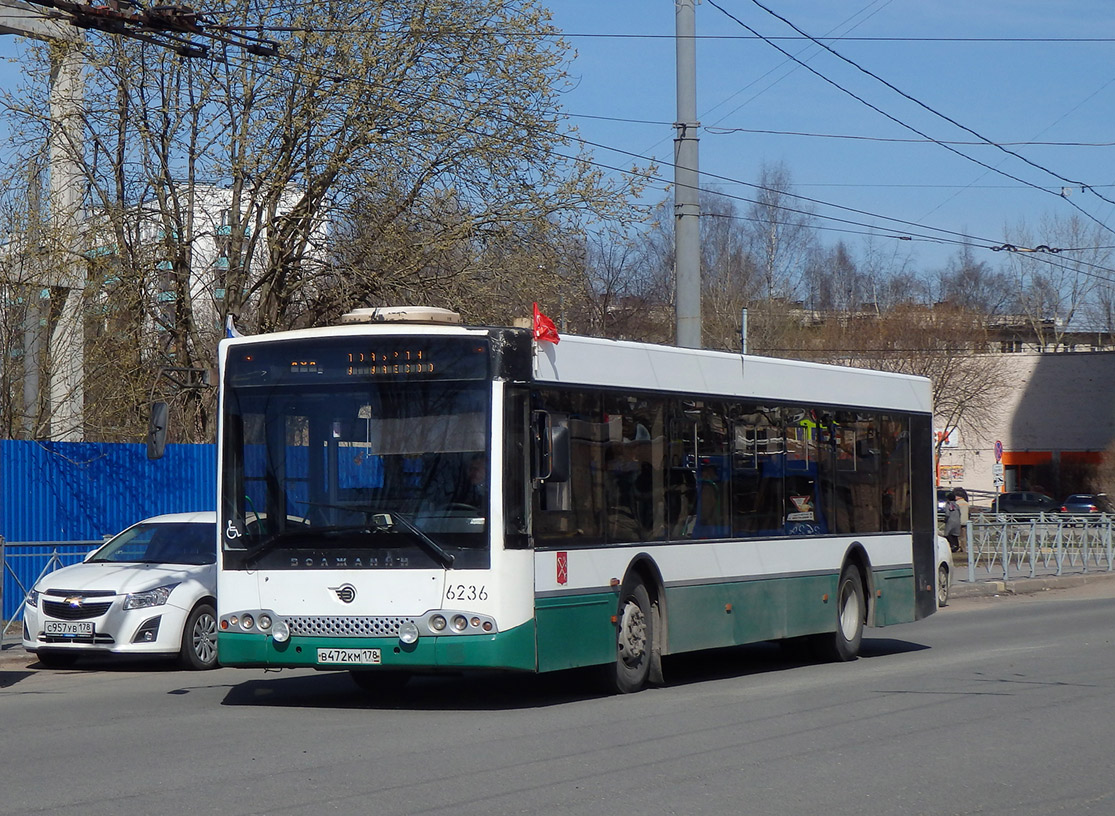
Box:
533;302;560;344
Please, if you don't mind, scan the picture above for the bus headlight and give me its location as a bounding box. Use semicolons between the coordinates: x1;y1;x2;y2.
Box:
271;619;290;643
398;621;420;645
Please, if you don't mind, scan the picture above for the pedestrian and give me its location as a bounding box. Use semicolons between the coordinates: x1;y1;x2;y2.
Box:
943;491;962;553
954;487;970;551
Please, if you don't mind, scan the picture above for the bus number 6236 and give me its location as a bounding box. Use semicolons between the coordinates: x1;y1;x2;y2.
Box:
446;585;488;602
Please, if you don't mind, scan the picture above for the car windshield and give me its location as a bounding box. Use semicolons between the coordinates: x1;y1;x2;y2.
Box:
220;335;492;570
88;522;216;565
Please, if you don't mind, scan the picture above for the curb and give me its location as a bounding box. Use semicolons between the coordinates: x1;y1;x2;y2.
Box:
0;642;34;669
950;569;1115;599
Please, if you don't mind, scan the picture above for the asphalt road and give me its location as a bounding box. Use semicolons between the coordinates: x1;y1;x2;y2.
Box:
3;580;1115;816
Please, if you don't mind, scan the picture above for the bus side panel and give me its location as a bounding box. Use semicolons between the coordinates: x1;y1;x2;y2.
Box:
535;592;616;673
872;569;916;626
665;574;836;653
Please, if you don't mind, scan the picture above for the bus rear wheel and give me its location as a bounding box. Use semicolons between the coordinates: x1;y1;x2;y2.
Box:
607;580;654;694
815;566;864;662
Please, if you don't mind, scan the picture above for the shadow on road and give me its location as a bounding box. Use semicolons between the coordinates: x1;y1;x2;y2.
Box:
219;635;931;711
0;669;36;689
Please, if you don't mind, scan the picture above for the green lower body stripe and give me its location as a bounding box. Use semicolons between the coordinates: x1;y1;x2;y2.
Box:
219;569;915;674
217;620;536;671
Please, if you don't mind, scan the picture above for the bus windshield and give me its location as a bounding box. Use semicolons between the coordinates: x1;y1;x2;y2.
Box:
221;338;492;571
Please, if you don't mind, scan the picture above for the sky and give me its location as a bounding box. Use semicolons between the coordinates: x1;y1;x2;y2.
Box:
2;0;1114;278
543;0;1115;275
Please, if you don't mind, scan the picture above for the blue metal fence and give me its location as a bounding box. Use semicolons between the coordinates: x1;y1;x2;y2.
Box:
1;541;101;637
0;440;215;621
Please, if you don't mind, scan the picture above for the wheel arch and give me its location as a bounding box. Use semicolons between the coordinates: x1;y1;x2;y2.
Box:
180;595;218;651
840;543;874;626
620;553;667;685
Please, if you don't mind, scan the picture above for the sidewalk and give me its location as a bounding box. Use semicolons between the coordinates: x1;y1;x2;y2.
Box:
0;636;33;668
950;567;1115;600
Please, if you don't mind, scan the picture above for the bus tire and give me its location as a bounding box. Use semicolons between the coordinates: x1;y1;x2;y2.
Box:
607;580;654;694
816;566;864;662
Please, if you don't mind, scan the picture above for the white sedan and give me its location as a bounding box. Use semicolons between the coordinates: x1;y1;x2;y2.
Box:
22;511;218;669
936;535;954;607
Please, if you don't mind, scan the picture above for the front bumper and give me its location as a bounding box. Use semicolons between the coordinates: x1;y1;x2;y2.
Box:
22;602;192;658
217;620;537;672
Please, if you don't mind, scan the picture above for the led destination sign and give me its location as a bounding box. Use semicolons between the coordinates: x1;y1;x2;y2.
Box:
344;349;435;377
229;336;490;386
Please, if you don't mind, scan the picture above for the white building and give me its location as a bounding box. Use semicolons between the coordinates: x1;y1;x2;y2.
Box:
937;351;1115;500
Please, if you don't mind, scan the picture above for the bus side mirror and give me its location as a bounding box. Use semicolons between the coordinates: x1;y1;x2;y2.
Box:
532;411;570;483
147;401;168;460
548;425;570;483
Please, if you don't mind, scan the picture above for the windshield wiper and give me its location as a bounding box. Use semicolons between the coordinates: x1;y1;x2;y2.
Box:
298;500;456;568
373;512;456;568
242;509;455;569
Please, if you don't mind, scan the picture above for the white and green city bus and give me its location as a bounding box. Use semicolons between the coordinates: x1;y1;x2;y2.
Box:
215;306;937;692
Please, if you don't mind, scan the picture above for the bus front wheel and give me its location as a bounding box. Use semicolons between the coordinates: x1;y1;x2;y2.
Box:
607;580;654;693
815;566;864;662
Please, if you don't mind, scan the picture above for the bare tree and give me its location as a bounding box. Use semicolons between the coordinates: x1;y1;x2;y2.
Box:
742;162;816;354
1;0;649;442
935;243;1012;316
1003;214;1107;350
811;304;1009;461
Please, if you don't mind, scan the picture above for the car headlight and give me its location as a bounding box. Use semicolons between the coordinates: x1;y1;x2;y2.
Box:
26;589;39;608
123;584;179;610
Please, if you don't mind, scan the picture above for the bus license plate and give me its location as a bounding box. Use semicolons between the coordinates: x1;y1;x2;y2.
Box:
45;620;94;637
316;648;381;665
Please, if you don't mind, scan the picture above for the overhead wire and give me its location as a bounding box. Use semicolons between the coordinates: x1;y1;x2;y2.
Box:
194;38;1005;250
193;32;1115;273
49;12;1115;277
722;0;1115;228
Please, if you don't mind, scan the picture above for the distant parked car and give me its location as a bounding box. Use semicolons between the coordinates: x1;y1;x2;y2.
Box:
1058;494;1115;514
991;491;1058;515
22;511;218;670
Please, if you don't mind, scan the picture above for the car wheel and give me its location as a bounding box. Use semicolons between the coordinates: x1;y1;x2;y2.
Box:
35;650;79;669
937;563;950;607
179;602;219;670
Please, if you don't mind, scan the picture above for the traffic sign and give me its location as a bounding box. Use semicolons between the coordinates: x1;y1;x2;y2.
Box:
994;440;1003;463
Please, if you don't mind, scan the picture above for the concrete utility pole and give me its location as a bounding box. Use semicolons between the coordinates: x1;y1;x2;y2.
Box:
674;0;701;348
1;0;85;441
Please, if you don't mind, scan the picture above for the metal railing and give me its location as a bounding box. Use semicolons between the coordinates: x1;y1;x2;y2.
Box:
964;514;1115;582
1;538;101;639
